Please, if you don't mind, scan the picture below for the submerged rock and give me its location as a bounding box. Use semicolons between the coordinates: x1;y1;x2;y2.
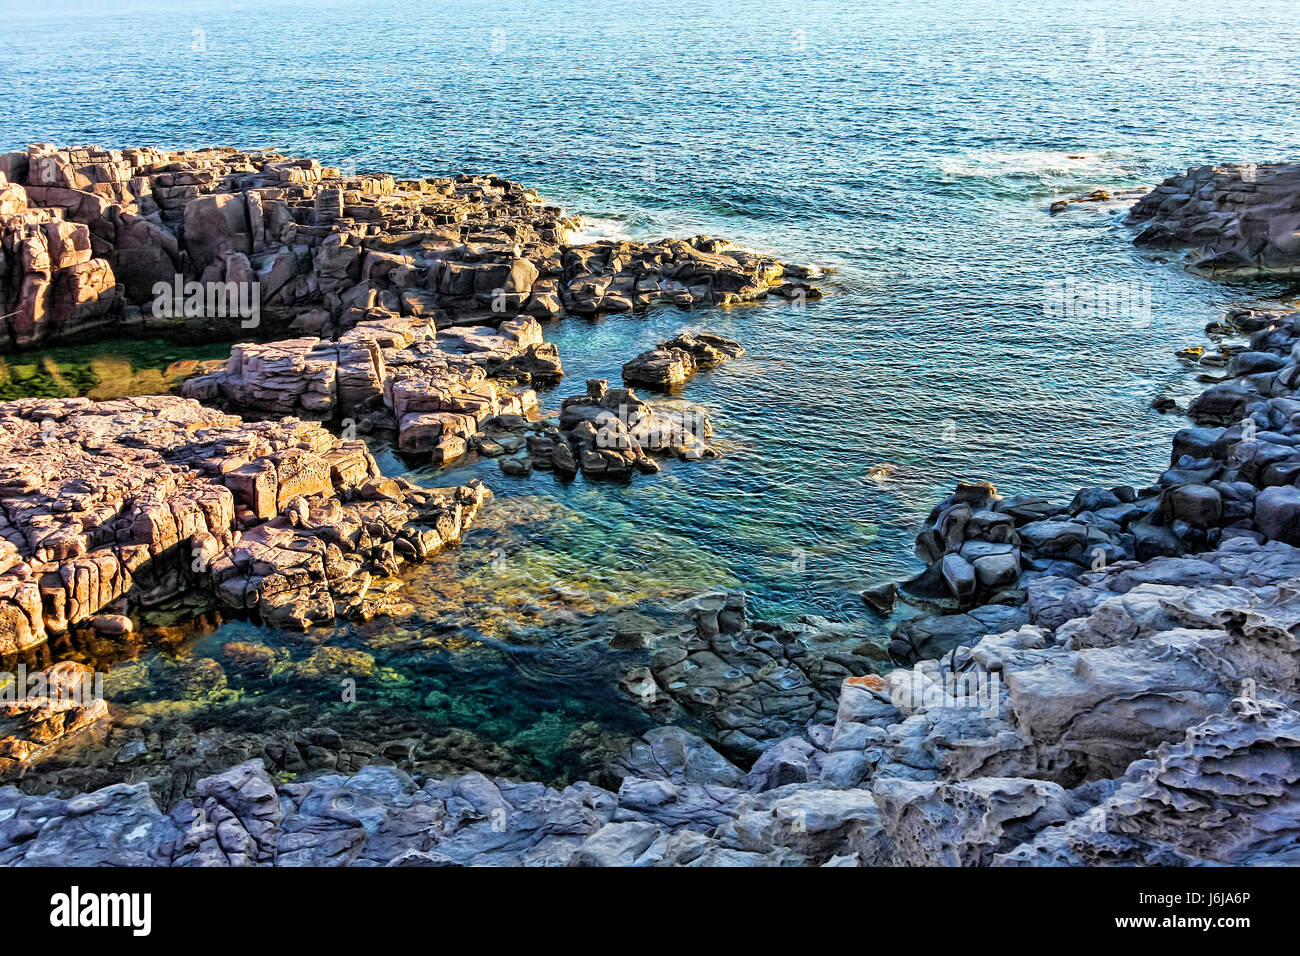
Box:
0;662;107;776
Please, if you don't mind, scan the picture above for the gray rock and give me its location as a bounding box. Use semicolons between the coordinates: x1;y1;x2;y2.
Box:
1256;484;1300;544
568;821;663;867
873;776;1074;866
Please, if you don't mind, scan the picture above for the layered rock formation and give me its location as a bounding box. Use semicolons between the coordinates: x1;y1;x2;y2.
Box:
1129;162;1300;277
0;394;486;664
0;169;121;347
0;144;811;350
181;313;550;461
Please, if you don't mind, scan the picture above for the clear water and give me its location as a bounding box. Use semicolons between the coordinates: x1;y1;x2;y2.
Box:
2;0;1298;789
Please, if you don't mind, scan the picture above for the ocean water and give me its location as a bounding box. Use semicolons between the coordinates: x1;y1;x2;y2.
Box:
2;0;1298;789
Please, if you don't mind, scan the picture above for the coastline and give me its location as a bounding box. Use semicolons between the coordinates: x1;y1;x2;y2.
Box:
1;152;1298;865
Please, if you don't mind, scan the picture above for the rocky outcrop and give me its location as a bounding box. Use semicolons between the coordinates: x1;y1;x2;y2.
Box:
619;592;877;762
0;394;486;657
1129;162;1300;277
0;144;815;350
1048;187;1146;216
0;170;121;348
999;698;1300;865
621;331;745;388
889;307;1300;661
181;313;549;462
491;378;719;480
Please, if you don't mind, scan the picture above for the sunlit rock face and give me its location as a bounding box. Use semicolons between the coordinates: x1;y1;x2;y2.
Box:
0;144;805;352
0;394;487;657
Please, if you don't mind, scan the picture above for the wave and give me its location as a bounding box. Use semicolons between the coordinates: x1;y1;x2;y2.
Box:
938;148;1131;181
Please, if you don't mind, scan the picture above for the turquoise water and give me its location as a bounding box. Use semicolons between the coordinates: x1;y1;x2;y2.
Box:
2;0;1298;787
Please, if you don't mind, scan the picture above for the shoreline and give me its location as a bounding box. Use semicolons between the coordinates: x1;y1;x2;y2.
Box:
1;155;1298;865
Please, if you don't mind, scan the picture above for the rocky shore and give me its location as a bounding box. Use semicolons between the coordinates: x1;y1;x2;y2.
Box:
0;394;488;651
1130;161;1300;277
1;142;818;471
1;157;1298;866
0;143;810;350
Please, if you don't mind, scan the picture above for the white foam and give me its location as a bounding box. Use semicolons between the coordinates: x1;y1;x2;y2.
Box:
939;149;1127;180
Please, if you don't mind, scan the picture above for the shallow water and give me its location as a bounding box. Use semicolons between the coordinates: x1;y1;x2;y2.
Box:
0;339;229;401
2;0;1298;789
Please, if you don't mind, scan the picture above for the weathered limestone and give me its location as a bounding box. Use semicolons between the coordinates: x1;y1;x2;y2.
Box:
1129;162;1300;277
999;698;1300;865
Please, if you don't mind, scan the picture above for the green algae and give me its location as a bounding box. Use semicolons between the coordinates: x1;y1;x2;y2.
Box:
0;339;230;402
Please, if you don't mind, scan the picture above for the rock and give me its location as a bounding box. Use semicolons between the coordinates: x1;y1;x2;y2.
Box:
0;394;487;648
638;591;870;760
607;726;746;789
621;331;745;388
873;776;1075;866
1256;485;1300;544
890;604;1027;662
729;788;891;864
999;699;1300;865
861;582;896;615
188;317;545;464
972;551;1020;590
498;457;532;477
568;821;663;866
1161;483;1222;529
1130;163;1300;278
745;737;824;791
504;379;717;483
90;613;132;636
940;553;977;603
1017;519;1089;560
7;782;178;865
